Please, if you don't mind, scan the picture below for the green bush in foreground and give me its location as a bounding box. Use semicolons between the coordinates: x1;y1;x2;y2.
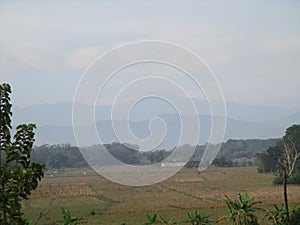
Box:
223;192;262;225
60;207;83;225
0;83;45;225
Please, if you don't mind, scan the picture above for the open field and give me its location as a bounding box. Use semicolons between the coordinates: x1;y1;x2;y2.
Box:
23;166;300;225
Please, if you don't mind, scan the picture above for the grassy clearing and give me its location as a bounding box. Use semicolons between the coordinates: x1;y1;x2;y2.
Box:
23;166;300;224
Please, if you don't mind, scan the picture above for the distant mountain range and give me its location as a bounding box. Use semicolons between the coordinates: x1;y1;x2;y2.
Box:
12;100;300;149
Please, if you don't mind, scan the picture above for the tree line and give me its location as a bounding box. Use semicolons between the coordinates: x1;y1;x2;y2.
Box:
31;138;279;170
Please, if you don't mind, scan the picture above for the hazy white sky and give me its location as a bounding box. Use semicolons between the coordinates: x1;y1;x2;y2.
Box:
0;0;300;108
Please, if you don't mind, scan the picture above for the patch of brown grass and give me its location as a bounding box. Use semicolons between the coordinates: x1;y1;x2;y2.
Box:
23;166;300;225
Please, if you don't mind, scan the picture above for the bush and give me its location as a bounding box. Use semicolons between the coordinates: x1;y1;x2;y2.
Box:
290;206;300;225
0;83;45;224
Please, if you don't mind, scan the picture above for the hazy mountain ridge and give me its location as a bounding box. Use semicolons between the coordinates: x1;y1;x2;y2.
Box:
12;101;300;148
13;100;299;126
35;115;299;149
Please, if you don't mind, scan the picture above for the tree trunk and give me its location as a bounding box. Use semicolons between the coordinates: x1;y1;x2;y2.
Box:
283;168;290;223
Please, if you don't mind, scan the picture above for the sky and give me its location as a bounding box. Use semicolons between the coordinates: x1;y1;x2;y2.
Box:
0;0;300;109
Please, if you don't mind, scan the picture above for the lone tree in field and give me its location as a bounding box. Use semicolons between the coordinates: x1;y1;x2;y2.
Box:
279;125;300;223
0;83;44;225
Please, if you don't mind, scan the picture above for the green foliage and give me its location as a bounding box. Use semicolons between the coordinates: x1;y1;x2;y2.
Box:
141;212;211;225
265;204;288;225
188;139;278;168
256;145;282;174
120;199;299;225
284;125;300;149
119;198;299;225
212;156;233;167
281;125;300;182
32;144;88;169
31;143;173;169
143;213;157;225
187;211;211;225
256;125;300;184
60;207;82;225
265;205;300;225
0;83;45;224
224;192;262;225
142;213;178;225
136;203;300;225
275;163;300;183
256;152;272;173
147;149;170;163
219;139;278;160
160;215;177;225
104;142;141;164
290;206;300;225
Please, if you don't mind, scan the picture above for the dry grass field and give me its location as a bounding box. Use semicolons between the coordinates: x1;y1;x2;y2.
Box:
23;166;300;225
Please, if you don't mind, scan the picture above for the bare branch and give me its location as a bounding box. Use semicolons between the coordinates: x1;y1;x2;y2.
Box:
282;137;300;176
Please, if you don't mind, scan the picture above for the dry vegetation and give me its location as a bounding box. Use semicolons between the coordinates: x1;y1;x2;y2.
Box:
23;166;300;225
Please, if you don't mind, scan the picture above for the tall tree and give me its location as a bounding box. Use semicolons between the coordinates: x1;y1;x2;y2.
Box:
0;83;44;224
280;125;300;223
